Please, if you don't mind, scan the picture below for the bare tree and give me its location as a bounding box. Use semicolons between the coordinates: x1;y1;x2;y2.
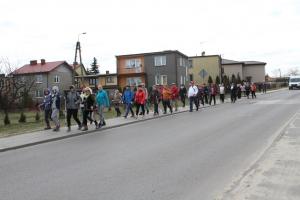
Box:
287;67;300;76
0;57;36;112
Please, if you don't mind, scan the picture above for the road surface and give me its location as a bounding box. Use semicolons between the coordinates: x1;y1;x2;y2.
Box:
0;90;300;200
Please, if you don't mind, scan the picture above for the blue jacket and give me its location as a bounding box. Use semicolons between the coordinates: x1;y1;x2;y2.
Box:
96;90;110;107
123;89;134;104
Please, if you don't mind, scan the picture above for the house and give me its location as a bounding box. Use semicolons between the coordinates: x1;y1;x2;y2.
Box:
116;50;189;89
222;59;266;83
188;54;222;84
12;59;74;101
74;71;118;95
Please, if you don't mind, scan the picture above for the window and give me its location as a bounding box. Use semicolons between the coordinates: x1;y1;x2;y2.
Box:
188;60;193;68
106;76;114;83
89;78;98;86
35;90;42;98
189;74;194;81
178;57;186;67
54;75;60;83
154;56;166;66
0;79;4;88
180;76;183;85
126;59;141;68
126;77;142;86
155;75;167;85
35;75;43;83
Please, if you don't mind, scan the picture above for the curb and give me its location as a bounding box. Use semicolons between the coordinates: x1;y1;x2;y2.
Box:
0;88;287;153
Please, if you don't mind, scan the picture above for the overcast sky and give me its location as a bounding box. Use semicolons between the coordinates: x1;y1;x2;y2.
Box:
1;0;299;76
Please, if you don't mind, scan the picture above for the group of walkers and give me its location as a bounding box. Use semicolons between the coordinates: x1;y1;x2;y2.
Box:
40;85;109;132
39;81;261;132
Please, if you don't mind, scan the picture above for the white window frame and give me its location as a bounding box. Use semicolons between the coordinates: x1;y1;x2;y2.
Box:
35;74;43;83
125;59;142;68
155;75;167;85
154;56;167;66
35;90;42;98
54;75;60;83
126;77;142;86
106;76;114;83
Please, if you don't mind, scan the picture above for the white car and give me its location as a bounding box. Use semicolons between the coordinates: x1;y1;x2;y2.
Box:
289;76;300;90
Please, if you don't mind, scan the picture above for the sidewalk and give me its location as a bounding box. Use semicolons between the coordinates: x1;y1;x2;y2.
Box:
0;88;287;153
219;109;300;200
0;101;219;152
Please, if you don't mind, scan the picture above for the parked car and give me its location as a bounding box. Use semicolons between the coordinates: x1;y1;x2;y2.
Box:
289;76;300;90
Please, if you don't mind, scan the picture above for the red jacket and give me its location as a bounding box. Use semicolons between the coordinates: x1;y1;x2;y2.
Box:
171;86;179;100
135;89;145;104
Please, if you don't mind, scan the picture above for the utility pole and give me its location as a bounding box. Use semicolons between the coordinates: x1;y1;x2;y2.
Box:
74;32;86;87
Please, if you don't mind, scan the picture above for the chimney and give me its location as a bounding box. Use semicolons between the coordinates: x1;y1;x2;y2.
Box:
201;51;205;56
41;59;46;65
30;60;37;65
106;70;109;74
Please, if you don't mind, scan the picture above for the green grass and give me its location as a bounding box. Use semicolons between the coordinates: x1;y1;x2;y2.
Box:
0;108;125;138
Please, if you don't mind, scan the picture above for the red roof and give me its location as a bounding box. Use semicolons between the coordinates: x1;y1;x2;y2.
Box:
13;61;70;75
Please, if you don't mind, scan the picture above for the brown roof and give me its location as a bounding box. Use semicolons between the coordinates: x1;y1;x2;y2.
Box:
13;61;71;75
116;50;188;58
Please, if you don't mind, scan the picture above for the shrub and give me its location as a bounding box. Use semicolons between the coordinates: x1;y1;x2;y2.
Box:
19;112;26;123
4;112;10;125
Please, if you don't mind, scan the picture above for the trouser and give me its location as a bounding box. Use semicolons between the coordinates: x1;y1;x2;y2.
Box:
136;103;145;116
209;95;216;105
162;100;172;113
180;96;186;107
251;91;256;99
51;108;60;128
83;110;96;126
67;109;81;128
189;96;198;111
124;103;134;117
171;99;178;111
231;94;236;103
220;94;225;103
204;94;208;104
145;100;150;113
98;105;105;124
115;107;121;116
44;109;51;127
154;102;159;114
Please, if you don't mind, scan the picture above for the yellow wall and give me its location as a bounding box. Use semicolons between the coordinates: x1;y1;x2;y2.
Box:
188;56;221;84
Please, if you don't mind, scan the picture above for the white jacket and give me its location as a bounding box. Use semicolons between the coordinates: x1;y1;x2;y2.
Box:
188;85;198;98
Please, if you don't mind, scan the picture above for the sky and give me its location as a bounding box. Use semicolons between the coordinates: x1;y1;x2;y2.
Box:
0;0;300;76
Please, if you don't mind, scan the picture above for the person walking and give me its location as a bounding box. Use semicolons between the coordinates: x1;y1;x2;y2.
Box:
203;83;209;104
150;85;161;116
171;83;179;111
162;85;173;114
112;89;122;117
65;85;82;132
51;86;61;131
245;82;251;99
219;83;225;103
262;82;267;94
179;84;187;107
251;83;257;99
81;87;98;131
209;83;217;105
197;84;204;107
188;81;199;112
141;83;150;114
122;85;135;118
135;85;146;117
39;88;52;130
230;83;237;103
96;85;110;128
241;83;246;97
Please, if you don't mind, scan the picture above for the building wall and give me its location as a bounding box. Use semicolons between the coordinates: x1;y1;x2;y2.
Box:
145;53;188;87
243;64;266;83
117;56;145;74
48;64;73;93
222;64;243;80
189;56;221;84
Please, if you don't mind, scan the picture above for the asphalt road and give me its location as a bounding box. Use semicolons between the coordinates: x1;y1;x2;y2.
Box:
1;90;300;200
